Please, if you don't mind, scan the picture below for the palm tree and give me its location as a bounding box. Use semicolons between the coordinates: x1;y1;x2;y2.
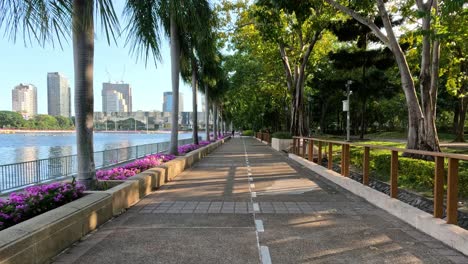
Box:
1;1;119;188
125;0;213;154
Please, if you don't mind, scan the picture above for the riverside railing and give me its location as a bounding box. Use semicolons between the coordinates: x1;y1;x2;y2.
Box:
292;136;468;226
0;138;193;193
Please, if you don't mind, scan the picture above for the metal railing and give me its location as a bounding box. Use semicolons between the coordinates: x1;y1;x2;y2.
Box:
0;138;194;193
292;136;468;226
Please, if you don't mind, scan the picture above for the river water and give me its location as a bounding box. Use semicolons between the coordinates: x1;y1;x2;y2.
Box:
0;132;194;165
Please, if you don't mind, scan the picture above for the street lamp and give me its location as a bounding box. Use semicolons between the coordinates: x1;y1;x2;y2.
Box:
343;80;353;141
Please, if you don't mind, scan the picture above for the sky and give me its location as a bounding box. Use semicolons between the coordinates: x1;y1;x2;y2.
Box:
0;2;197;115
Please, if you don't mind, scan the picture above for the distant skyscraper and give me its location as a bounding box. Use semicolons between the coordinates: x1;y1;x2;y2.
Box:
102;82;132;113
162;92;183;112
201;96;206;113
12;83;37;117
47;72;71;117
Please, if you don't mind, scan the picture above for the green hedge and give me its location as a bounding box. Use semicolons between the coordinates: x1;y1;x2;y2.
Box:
242;130;254;136
348;147;468;197
272;131;292;139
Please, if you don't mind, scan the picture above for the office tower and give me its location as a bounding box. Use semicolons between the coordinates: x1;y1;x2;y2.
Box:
102;89;128;113
102;82;132;113
162;92;183;112
47;72;71;117
201;96;206;112
12;83;37;117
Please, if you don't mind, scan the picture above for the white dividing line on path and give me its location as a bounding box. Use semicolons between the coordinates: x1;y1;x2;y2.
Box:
253;203;260;212
260;246;272;264
255;220;264;232
242;138;271;264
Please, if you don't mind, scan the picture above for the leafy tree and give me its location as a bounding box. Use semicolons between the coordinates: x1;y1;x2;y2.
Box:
0;111;25;128
253;0;334;136
324;0;465;154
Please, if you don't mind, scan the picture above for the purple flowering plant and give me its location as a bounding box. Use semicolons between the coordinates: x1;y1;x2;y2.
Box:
96;153;176;181
177;140;212;155
0;178;85;231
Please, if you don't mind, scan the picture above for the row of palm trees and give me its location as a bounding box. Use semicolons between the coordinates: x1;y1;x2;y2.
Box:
0;0;228;188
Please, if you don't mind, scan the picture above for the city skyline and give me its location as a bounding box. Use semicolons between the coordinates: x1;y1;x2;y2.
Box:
0;1;196;115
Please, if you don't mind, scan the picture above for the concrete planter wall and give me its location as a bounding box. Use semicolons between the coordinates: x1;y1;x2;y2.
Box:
0;137;230;264
0;193;113;264
271;138;293;151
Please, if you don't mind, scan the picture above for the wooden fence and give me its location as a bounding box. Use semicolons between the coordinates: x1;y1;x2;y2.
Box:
292;136;467;226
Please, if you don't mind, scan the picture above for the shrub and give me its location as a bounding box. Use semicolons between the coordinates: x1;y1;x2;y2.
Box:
272;131;292;139
0;179;85;231
242;130;254;136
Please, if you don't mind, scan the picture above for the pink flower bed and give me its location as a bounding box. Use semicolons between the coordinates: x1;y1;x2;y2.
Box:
177;140;212;155
96;153;176;180
0;180;85;231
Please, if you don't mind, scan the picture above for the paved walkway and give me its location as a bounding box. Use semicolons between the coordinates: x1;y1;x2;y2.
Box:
53;138;468;264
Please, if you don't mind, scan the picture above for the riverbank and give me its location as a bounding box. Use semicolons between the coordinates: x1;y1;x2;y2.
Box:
0;129;196;134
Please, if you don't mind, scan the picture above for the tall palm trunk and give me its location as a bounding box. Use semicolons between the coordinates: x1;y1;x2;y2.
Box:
169;14;180;155
191;59;199;145
213;102;218;140
73;0;95;188
205;88;210;141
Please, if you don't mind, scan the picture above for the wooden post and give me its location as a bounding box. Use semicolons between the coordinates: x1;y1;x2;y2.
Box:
328;143;333;170
433;156;444;218
344;144;350;177
302;139;307;158
363;147;370;185
447;158;459;225
390;150;398;198
340;144;345;176
292;138;296;154
308;139;314;161
318;141;322;165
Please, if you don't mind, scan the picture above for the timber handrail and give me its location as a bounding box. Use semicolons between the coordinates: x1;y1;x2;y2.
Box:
291;136;466;226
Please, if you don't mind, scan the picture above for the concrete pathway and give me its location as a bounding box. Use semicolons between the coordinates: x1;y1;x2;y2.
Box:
53;138;468;264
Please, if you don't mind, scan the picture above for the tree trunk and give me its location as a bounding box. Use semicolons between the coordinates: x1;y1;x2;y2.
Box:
205;88;210;141
360;98;366;139
191;59;199;145
169;15;180;155
326;0;441;155
213;102;218;140
453;101;460;134
73;0;95;188
455;97;468;142
377;0;439;155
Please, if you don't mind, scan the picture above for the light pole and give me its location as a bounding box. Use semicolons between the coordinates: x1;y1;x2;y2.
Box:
345;80;353;141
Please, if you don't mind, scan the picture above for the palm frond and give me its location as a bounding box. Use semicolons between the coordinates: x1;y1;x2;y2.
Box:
124;0;163;65
0;0;71;47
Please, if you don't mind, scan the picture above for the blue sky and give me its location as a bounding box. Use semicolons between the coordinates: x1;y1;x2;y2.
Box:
0;2;196;114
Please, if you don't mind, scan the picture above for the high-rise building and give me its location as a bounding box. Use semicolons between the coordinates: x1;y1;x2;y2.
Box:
47;72;71;117
162;92;183;112
12;83;37;117
201;96;206;112
103;90;128;113
102;82;132;113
